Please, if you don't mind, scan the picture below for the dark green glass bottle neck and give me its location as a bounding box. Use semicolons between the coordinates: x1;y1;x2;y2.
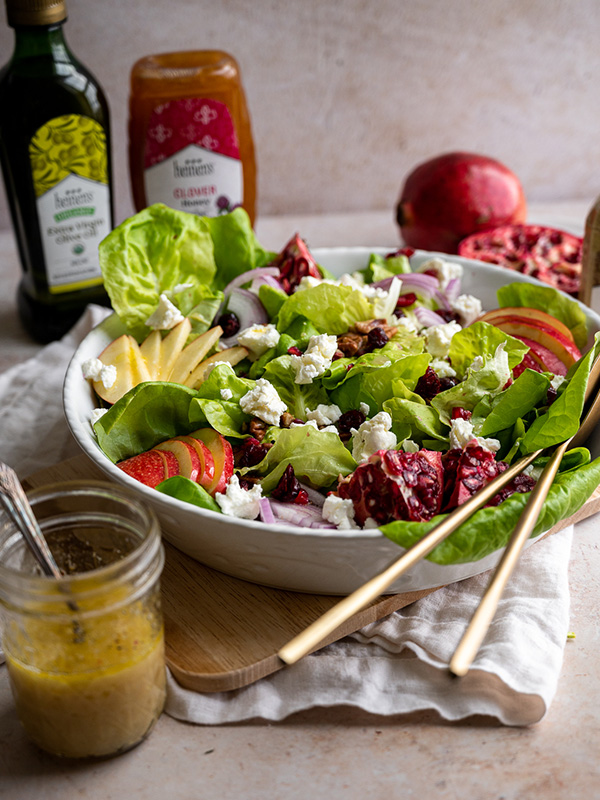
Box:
10;22;69;62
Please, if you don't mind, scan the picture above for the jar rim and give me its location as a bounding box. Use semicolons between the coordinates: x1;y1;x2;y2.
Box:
0;479;162;601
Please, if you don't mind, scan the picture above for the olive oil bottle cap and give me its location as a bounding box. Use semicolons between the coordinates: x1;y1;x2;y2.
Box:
5;0;67;27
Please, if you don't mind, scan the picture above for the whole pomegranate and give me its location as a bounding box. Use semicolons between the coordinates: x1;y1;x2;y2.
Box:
396;152;527;254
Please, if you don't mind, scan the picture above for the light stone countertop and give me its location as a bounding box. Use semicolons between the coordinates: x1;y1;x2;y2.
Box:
1;205;600;798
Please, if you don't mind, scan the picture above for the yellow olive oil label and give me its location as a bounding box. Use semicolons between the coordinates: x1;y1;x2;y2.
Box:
29;115;111;294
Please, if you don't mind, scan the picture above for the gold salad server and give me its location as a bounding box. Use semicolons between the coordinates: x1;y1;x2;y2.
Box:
278;353;600;668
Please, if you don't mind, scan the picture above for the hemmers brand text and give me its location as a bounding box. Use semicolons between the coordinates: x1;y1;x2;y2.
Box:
172;159;215;178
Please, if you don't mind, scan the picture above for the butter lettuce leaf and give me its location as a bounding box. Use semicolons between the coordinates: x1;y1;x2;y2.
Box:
247;427;357;491
93;381;201;462
478;369;550;436
448;321;528;380
276;283;373;335
261;355;329;420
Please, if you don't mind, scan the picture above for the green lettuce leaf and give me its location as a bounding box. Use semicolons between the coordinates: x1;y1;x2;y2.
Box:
519;339;600;453
276;283;373;335
478;369;550;436
448;321;528;380
99;204;218;341
93;381;201;462
189;364;256;437
156;476;221;512
247;426;357;491
383;396;448;443
203;207;273;290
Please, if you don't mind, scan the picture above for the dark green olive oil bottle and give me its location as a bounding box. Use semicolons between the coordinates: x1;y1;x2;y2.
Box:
0;0;114;343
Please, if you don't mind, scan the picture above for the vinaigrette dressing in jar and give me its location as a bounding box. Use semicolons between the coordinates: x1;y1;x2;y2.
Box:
129;50;256;224
0;481;166;759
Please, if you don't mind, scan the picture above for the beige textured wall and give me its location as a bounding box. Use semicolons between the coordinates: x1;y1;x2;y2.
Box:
1;0;600;231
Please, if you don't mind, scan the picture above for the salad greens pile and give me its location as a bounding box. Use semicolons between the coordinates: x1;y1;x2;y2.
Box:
92;204;600;565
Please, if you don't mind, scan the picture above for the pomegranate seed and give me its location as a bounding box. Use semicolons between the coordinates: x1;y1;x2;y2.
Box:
451;407;472;420
395;292;417;309
287;346;303;357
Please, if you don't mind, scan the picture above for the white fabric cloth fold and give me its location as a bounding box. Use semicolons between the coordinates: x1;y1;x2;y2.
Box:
0;306;573;726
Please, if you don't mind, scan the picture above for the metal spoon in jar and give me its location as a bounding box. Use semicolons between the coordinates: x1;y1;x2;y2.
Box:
0;461;63;579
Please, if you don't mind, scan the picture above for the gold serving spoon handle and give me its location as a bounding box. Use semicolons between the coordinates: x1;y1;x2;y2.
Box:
278;448;541;666
449;356;600;677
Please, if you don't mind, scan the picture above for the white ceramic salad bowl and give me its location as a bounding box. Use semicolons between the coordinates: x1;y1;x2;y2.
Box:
63;248;600;595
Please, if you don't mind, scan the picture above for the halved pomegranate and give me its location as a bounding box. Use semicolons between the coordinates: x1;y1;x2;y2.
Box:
271;233;322;294
458;224;582;296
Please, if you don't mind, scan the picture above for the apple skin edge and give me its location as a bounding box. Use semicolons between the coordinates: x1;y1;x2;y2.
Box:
116;429;234;497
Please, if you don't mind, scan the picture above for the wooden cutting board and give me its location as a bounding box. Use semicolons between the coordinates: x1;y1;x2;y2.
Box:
23;454;600;693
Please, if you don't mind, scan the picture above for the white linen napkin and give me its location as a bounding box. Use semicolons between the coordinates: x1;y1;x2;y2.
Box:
0;306;573;726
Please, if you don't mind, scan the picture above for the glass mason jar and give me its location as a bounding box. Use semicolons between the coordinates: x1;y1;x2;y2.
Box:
0;480;166;758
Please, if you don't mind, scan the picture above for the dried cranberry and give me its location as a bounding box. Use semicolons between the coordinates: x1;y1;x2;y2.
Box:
415;367;442;401
435;309;460;323
451;407;472;420
439;376;458;391
236;437;269;468
366;326;389;351
238;477;255;491
336;409;366;434
217;312;240;338
271;464;309;504
395;292;417;312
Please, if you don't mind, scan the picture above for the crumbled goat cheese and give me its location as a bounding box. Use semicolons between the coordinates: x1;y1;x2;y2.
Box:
551;374;566;390
423;320;462;359
452;293;482;326
81;358;117;390
145;293;184;330
291;334;338;384
215;474;263;520
418;257;463;290
306;403;342;426
240;379;287;426
237;323;281;360
351;411;397;463
322;494;359;530
449;418;500;452
89;407;108;426
359;402;371;416
290;419;337;434
220;388;233;401
295;275;325;292
430;358;457;379
393;315;419;334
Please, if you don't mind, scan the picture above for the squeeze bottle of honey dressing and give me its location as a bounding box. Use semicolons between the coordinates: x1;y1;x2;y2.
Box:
128;51;256;225
0;0;114;343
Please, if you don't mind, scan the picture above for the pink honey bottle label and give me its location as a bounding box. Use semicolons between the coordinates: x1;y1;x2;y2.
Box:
143;97;243;216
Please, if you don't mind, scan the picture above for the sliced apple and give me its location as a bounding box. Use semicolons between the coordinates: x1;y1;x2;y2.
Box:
514;335;568;377
159;317;192;381
188;428;234;495
117;449;178;488
479;307;575;344
92;334;152;404
485;316;581;369
175;435;216;491
184;346;249;389
167;325;223;385
154;439;202;482
139;329;162;380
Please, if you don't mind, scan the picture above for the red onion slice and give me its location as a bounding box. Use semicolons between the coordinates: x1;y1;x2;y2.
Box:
219;288;269;346
414;306;447;327
259;497;276;524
